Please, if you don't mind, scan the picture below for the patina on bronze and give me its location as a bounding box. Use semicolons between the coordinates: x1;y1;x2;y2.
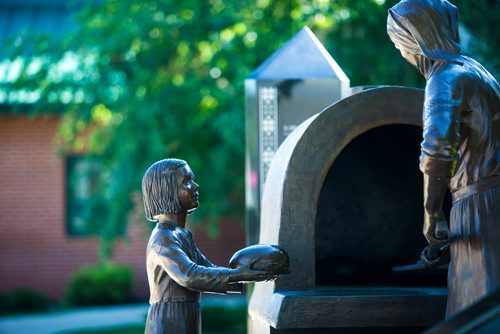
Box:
388;0;500;317
141;158;280;334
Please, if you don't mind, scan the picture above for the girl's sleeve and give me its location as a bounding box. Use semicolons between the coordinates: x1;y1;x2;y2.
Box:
155;236;231;294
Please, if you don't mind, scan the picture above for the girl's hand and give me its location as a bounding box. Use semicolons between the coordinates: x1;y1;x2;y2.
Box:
229;260;277;283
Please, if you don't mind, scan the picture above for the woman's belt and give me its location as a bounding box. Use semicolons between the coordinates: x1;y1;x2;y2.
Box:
452;174;500;203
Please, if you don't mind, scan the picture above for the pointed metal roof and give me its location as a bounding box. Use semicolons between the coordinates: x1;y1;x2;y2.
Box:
248;26;349;81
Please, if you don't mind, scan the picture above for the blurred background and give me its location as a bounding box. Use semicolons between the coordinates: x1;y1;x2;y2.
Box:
0;0;497;333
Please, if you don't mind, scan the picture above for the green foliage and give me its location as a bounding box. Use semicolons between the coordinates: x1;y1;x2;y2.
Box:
64;263;133;306
0;289;50;314
1;0;497;256
202;304;247;333
454;0;499;78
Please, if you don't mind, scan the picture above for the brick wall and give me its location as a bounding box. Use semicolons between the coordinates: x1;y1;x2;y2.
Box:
190;219;247;268
0;115;246;301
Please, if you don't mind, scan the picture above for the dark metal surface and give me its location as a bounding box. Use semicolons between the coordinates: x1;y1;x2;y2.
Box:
424;288;500;334
388;0;500;318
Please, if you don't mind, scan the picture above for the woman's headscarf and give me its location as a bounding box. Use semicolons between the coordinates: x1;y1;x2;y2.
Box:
387;0;463;65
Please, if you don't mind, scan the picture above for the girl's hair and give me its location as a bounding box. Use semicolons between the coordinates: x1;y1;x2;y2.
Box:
141;158;186;221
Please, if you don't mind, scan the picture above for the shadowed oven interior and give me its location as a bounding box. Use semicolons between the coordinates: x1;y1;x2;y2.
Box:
315;124;449;286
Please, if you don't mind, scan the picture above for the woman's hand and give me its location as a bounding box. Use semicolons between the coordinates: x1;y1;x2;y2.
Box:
423;210;449;247
421;243;450;268
422;210;450;268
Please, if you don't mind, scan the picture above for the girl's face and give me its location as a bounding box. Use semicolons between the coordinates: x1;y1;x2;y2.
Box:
174;164;200;212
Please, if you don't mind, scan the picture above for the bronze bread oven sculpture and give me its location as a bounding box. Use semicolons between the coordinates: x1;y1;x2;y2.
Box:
248;87;450;333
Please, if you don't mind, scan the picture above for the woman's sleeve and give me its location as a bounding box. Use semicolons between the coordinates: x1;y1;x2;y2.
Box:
155;237;231;294
420;74;461;178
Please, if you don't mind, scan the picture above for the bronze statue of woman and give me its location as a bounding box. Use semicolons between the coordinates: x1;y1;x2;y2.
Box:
141;158;274;333
387;0;500;318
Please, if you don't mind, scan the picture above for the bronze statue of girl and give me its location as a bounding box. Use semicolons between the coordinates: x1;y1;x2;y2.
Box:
141;158;274;333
